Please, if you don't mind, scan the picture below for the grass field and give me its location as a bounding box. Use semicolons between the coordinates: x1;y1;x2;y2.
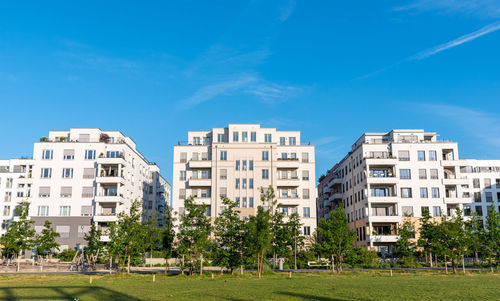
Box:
0;271;498;300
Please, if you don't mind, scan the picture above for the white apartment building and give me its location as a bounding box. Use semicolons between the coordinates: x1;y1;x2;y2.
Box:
26;128;169;249
317;129;500;256
0;159;33;235
172;124;317;235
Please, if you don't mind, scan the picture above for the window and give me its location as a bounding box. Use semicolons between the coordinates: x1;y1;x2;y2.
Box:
303;226;311;236
59;206;71;216
193;137;201;145
39;187;50;198
3;206;10;216
402;206;414;217
303;207;310;217
62;168;73;179
219;187;227;198
433;206;441;217
463;205;471;216
251;132;256;142
420;187;428;198
431;187;440;198
486;192;493;202
303;189;310;199
419;169;427;179
281;153;288;159
56;225;70;238
302;152;309;163
60;187;72;198
474;192;481;202
235;179;240;189
233;131;239;142
473;178;480;188
242;197;247;207
302;170;309;181
235;160;240;171
265;134;272;143
180;152;187;163
38;206;49;216
82;187;93;198
485;178;492;189
475;206;483;216
40;168;52;179
418;151;425;161
400;169;411;179
429;151;437;161
242;178;247;189
179;170;186;181
289;137;296;145
235;197;240;208
249;197;254;208
421;206;430;216
398;150;410;161
3;192;11;202
249;178;254;189
106;151;121;158
430;169;438;179
179;188;186;199
262;169;269;179
63;149;75;160
401;188;412;198
242;160;247;171
242;132;248;142
220;169;227;180
83;168;95;179
280;137;286;146
262;151;269;161
42;149;53;160
220;151;227;161
249;160;254;170
218;134;225;143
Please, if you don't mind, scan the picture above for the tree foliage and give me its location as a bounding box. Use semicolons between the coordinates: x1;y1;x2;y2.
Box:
35;220;60;258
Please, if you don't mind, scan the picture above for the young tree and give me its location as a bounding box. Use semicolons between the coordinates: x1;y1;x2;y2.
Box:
35;220;60;260
464;213;484;264
287;212;304;269
436;209;468;274
143;214;162;267
483;208;500;270
84;224;103;268
177;197;211;275
213;197;246;273
395;218;416;266
108;200;145;273
0;202;36;271
247;206;272;278
417;211;440;267
316;206;356;273
160;206;176;273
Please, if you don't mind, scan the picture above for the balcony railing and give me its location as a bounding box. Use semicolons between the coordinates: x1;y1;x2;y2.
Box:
277;158;299;161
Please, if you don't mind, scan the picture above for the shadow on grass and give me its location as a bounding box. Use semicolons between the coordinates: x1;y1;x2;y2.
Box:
0;286;143;300
277;291;347;301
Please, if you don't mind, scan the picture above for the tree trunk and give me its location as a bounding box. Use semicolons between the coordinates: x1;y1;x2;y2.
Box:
444;255;448;274
474;252;478;265
425;252;428;265
462;255;465;274
165;259;168;274
127;255;131;274
150;251;153;268
257;252;261;279
452;258;457;274
429;252;433;268
182;254;185;275
109;256;112;274
331;255;335;274
200;254;203;275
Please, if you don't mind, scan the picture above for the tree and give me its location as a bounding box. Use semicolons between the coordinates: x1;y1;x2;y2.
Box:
464;213;484;264
315;206;356;273
142;213;162;267
177;197;211;275
0;202;36;271
213;197;246;273
395;218;416;266
84;224;103;268
108;199;145;273
247;206;272;278
287;212;304;269
483;208;500;269
417;211;440;267
35;220;60;259
160;206;176;273
436;209;468;274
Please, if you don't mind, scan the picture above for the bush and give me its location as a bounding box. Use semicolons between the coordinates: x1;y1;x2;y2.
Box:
344;247;378;265
54;249;77;262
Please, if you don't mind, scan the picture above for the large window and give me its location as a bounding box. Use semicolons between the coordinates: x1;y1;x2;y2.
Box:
289;137;296;145
235;160;240;171
63;149;75;160
420;187;428;198
262;151;269;161
262;169;269;179
42;149;53;160
265;134;272;143
418;151;425;161
419;169;427;179
220;169;227;180
431;187;440;198
249;197;254;208
40;168;52;179
429;151;437;161
85;150;96;160
62;168;73;179
220;151;227;161
280;137;286;146
399;169;411;179
218;134;225;143
303;207;310;217
398;150;410;161
249;178;254;189
250;132;256;142
235;179;240;189
401;188;412;198
242;160;247;171
37;206;49;216
242;132;248;142
249;160;254;170
59;206;71;216
233;132;239;142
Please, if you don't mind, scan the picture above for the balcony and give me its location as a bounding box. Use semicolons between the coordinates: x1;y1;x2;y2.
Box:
367;176;398;184
368;194;398;203
365;153;397;166
97;156;126;165
100;235;111;242
189;160;212;169
276;158;300;169
188;178;212;187
443;196;471;204
442;177;468;185
95;194;124;204
369;235;400;243
193;197;211;205
277;195;301;206
96;176;125;185
94;214;117;223
370;215;401;223
328;192;343;202
277;178;300;187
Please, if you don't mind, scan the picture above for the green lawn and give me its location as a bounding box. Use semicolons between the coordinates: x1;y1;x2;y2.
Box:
0;271;498;300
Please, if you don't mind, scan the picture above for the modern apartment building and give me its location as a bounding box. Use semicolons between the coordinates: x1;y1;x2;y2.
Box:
0;159;33;235
25;128;170;250
317;129;500;256
172;124;317;235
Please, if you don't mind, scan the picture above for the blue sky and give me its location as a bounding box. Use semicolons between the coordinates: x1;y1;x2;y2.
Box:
1;0;500;184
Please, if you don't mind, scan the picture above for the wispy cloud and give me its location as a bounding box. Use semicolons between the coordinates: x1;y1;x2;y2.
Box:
418;103;500;152
245;81;300;104
411;21;500;60
395;0;500;19
356;20;500;79
279;0;297;22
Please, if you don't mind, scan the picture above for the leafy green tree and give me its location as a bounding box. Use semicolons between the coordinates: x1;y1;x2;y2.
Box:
417;211;440;267
143;213;162;267
0;202;36;271
464;213;484;264
84;224;103;267
395;218;416;266
161;206;176;273
436;209;468;274
316;206;356;273
108;199;145;273
177;197;211;275
344;246;378;266
483;208;500;269
213;197;246;273
35;220;60;259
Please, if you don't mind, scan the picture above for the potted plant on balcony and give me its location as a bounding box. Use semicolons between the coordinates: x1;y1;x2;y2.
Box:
99;133;110;143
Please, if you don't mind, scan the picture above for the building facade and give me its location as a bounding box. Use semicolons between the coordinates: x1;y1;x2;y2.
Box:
0;159;33;235
18;128;170;250
172;124;317;235
317;129;500;256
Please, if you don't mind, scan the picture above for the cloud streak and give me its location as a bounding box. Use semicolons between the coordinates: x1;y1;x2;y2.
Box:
395;0;500;19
